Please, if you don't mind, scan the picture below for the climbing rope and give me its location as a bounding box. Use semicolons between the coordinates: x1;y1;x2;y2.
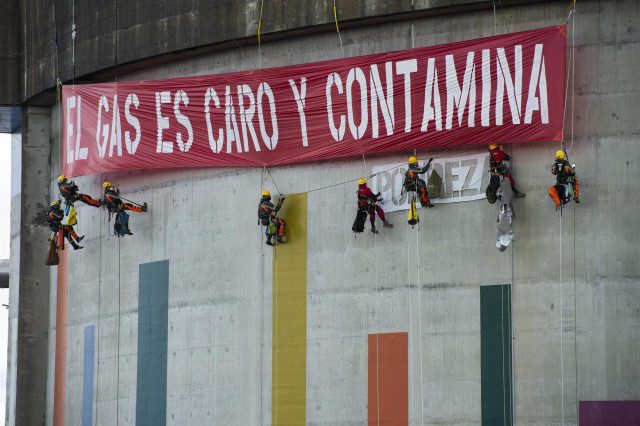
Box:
410;2;415;49
406;223;414;423
417;211;425;425
493;0;497;36
333;0;345;59
258;0;264;69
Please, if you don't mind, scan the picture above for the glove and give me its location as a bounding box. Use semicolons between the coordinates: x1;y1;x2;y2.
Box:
376;192;381;197
428;158;434;162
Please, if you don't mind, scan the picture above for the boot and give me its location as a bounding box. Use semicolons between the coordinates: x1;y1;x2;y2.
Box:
266;236;274;246
76;235;85;243
141;202;148;212
371;225;378;234
125;228;133;235
71;242;83;250
513;187;525;198
574;196;580;203
277;236;284;243
383;220;393;228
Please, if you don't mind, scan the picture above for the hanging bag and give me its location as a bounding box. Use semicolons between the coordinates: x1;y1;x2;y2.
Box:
407;199;419;226
352;210;367;233
45;238;59;266
547;185;562;207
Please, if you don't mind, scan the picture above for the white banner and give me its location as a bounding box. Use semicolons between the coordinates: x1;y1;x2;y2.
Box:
370;152;490;212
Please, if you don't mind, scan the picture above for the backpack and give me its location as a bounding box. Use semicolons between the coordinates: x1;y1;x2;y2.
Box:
258;202;271;220
352;210;367;233
114;211;129;237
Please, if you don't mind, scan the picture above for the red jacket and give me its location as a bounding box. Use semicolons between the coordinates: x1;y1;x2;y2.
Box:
358;185;379;206
489;148;510;163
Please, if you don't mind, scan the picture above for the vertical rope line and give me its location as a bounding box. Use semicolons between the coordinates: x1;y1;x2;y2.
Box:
258;0;264;69
410;2;415;49
493;0;497;36
570;4;575;150
115;173;121;426
333;0;345;59
259;169;265;426
573;188;579;425
95;174;104;426
406;223;414;424
72;0;76;84
116;235;121;426
510;235;515;424
274;224;279;426
562;7;574;137
417;215;424;425
570;7;578;422
114;0;118;82
560;213;565;425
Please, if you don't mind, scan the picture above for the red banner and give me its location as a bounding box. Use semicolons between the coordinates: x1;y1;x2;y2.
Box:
62;26;565;177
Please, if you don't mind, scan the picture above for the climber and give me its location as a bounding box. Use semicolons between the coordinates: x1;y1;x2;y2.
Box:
551;150;579;204
57;175;102;207
47;201;84;250
404;156;434;207
488;144;525;198
357;178;392;234
258;190;286;246
102;182;147;213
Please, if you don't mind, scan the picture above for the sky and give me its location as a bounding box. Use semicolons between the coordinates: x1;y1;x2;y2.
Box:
0;133;12;425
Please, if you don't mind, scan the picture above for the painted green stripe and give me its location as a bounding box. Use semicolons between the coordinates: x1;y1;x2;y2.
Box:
136;260;169;426
481;284;513;426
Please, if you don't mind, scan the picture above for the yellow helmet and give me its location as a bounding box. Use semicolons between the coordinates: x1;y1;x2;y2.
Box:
103;181;112;189
262;190;271;197
408;156;418;165
358;178;367;185
489;143;498;150
58;175;66;183
556;150;565;160
51;201;59;207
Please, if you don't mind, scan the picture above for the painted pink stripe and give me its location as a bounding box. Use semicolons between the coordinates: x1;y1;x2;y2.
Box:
53;247;69;426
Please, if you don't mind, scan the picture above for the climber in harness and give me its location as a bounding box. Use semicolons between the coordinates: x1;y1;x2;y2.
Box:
57;175;102;208
258;190;286;246
487;144;525;203
356;178;392;234
404;156;434;207
102;182;147;236
551;150;579;204
47;201;84;250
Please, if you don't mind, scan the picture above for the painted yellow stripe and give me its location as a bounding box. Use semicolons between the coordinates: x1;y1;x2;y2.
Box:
272;193;307;425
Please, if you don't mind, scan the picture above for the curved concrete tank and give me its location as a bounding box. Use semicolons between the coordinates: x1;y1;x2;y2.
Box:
7;1;640;425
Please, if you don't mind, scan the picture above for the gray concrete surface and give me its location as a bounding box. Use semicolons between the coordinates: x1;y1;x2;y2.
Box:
14;107;52;425
5;0;640;425
14;0;550;103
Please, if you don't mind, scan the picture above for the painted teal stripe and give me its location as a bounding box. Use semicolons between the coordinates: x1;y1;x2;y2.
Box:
82;324;95;426
136;260;169;426
481;284;513;426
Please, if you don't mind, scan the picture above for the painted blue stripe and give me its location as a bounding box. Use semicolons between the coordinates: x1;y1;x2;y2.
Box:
82;324;95;426
136;260;169;426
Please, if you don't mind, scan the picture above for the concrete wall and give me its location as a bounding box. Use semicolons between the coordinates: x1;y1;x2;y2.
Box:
8;0;640;425
0;0;20;105
21;0;545;102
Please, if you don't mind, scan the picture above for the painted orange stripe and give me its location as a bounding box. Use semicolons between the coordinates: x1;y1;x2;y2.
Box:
53;247;69;426
368;332;408;426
